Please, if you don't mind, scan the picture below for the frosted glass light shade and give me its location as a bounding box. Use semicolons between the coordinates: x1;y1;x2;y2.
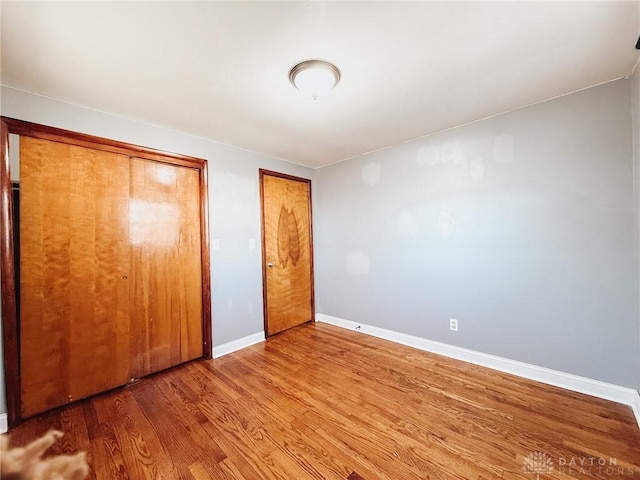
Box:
289;60;340;100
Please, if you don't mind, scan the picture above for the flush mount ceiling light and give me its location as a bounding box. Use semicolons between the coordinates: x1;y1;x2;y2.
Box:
289;60;341;100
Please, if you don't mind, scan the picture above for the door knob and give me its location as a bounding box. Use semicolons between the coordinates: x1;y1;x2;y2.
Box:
267;262;274;268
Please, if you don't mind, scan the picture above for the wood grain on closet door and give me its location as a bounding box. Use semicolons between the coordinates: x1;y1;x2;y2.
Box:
128;158;203;378
19;137;131;418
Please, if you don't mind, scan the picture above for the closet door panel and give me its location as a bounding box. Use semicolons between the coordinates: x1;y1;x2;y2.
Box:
175;164;205;362
67;146;131;401
20;138;71;418
128;159;203;378
20;138;131;418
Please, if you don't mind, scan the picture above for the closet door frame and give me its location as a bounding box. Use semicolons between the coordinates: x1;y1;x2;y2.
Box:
0;117;213;428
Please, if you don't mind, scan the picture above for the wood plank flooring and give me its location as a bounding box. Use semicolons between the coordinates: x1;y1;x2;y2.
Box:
5;322;640;479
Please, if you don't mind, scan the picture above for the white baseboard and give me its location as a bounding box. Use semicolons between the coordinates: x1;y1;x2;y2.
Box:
212;331;265;359
631;391;640;429
0;413;7;433
316;314;640;429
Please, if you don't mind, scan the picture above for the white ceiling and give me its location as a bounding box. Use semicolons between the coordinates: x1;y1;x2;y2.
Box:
1;2;639;168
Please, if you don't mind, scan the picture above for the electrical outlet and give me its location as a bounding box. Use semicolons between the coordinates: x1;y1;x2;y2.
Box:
449;318;459;332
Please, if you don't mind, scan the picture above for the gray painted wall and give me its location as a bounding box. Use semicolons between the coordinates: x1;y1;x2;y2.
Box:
0;85;314;416
315;78;639;388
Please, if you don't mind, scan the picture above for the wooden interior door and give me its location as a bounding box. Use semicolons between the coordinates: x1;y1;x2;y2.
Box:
128;158;203;378
260;170;314;336
18;137;204;418
19;137;132;418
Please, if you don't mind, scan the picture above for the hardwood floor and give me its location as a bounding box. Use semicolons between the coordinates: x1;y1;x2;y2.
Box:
5;322;640;479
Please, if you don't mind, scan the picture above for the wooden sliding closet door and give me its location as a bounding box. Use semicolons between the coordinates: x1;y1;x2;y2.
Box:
20;137;131;418
19;137;204;419
128;159;203;378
